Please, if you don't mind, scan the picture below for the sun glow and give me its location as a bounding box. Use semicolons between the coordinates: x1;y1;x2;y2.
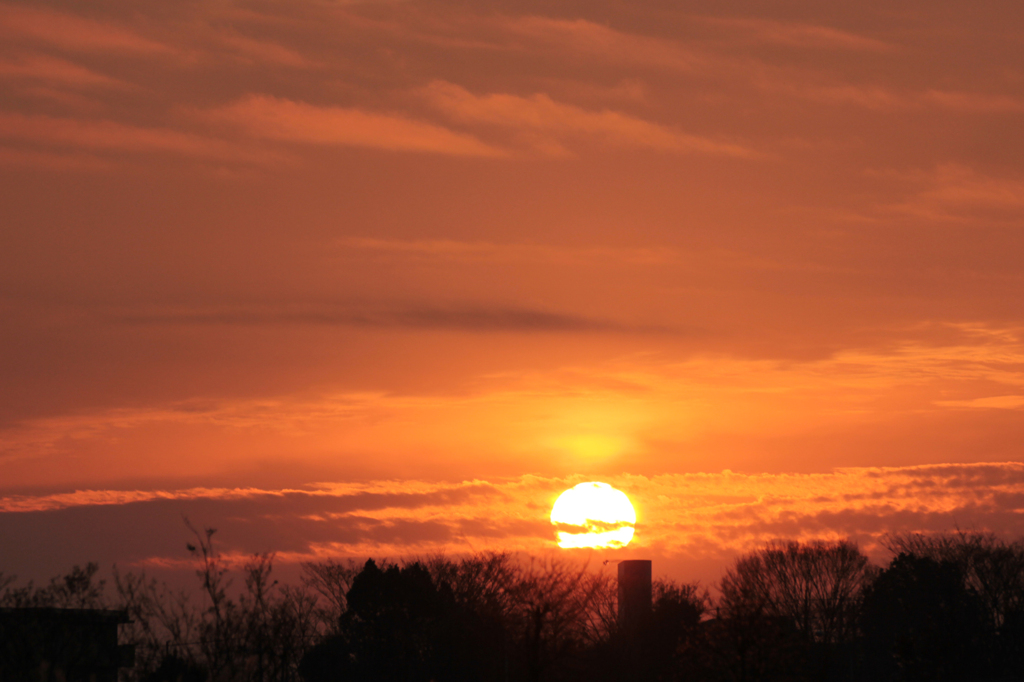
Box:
550;482;636;549
552;434;629;459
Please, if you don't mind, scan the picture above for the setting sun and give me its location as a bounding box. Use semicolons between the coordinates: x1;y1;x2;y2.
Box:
550;482;636;549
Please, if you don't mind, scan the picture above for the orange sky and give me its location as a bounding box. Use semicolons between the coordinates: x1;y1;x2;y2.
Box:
2;0;1024;584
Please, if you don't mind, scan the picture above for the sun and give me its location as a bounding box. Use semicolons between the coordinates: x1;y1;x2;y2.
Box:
550;482;636;549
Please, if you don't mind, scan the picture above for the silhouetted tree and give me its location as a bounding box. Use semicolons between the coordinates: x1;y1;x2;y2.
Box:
703;589;803;682
300;557;360;632
115;566;203;677
114;521;321;681
301;559;456;682
646;581;711;681
860;552;989;682
881;532;1024;679
143;653;207;682
299;553;616;682
426;552;522;680
0;562;106;609
711;540;873;681
185;520;245;680
507;556;611;682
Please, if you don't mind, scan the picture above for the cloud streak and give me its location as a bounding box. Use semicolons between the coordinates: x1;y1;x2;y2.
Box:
885;165;1024;223
3;463;1024;582
0;53;127;89
0;113;272;163
106;303;662;334
697;16;894;52
208;95;503;156
0;5;172;55
423;81;754;157
503;17;701;72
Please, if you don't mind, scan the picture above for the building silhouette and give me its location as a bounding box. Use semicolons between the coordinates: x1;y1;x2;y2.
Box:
0;607;134;682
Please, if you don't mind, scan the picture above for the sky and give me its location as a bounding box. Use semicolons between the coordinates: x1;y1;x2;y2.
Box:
2;0;1024;586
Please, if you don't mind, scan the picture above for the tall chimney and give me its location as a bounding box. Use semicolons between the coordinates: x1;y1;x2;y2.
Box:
617;559;652;633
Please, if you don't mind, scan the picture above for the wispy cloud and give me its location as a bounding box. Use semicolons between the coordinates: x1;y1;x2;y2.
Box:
0;5;172;55
0;480;502;515
883;165;1024;223
0;112;271;163
920;90;1024;114
422;81;753;156
0;53;127;89
697;16;894;52
338;237;683;266
215;32;316;68
765;80;1024;113
106;303;655;333
207;94;503;156
936;395;1024;410
503;16;701;72
0;146;111;170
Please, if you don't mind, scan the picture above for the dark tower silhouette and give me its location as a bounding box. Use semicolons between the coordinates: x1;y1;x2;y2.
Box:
617;559;652;633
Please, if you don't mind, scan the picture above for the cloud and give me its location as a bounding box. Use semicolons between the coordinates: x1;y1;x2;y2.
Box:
338;237;682;266
216;32;316;68
790;83;907;110
0;112;271;163
884;165;1024;223
0;5;172;54
0;481;501;516
0;146;112;170
3;463;1024;583
0;53;127;89
698;17;894;52
207;94;503;156
2;327;1022;495
105;303;656;333
502;17;701;72
764;80;1024;113
422;81;753;157
921;90;1024;113
936;395;1024;410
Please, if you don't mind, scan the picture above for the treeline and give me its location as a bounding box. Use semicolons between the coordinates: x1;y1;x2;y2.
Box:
3;530;1024;681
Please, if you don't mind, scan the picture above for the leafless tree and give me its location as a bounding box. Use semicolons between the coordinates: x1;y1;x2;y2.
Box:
425;552;519;621
883;531;1024;632
507;556;612;681
299;557;360;631
720;539;873;646
0;563;108;609
114;566;202;676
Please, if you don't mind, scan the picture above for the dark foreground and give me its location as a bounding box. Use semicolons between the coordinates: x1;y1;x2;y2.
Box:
3;530;1024;682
